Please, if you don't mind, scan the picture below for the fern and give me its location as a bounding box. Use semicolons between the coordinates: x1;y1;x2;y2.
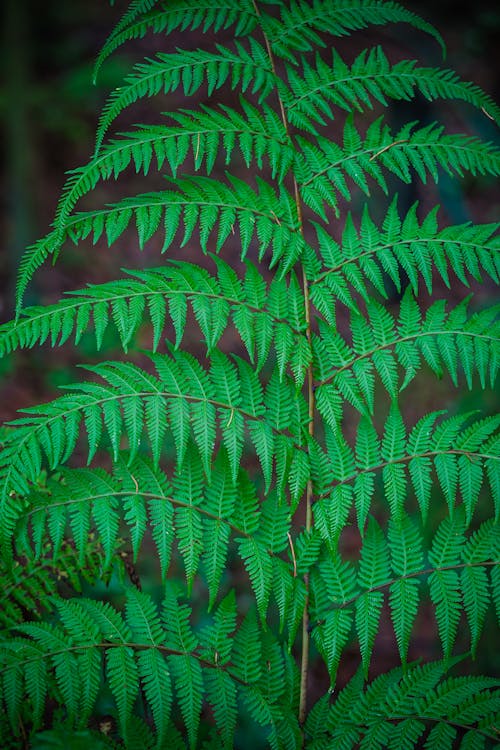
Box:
1;0;499;747
305;660;500;749
285;46;500;129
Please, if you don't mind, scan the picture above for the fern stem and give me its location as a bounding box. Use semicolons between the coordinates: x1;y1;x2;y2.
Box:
22;489;269;545
299;267;314;730
319;448;499;499
0;639;251;688
312;559;500;626
368;138;409;161
251;1;315;731
319;329;498;387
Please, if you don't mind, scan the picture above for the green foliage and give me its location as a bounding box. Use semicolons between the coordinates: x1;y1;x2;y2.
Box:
1;0;499;747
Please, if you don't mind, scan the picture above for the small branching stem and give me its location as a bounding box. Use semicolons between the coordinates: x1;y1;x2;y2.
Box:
369;138;409;160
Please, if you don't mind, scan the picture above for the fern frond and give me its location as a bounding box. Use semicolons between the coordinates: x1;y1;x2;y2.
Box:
93;0;259;82
388;514;423;665
285;47;500;130
7;453;298;613
22;104;292;259
310;201;500;305
94;99;293;179
4;259;308;381
95;40;275;152
308;660;500;749
461;520;499;657
314;293;500;407
2;0;500;743
355;517;389;675
16;175;302;309
205;669;238;748
16;621;84;722
1;591;294;746
137;648;172;746
265;0;445;62
353;416;380;530
316;410;500;522
297;119;500;216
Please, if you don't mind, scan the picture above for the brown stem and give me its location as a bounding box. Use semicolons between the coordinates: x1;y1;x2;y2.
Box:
299;267;314;731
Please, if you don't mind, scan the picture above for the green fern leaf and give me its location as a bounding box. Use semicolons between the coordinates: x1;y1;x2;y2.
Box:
78;598;132;643
428;513;466;660
314;608;352;685
298;120;500;216
160;595;204;748
125;589;163;644
24;658;47;730
2;1;500;745
461;520;499;655
210;351;244;482
137;649;172;747
15;178;301;309
356;517;390;674
2;662;24;732
285;46;500;129
20;623;82;723
95;40;274;150
205;669;237;749
266;0;444;61
388;515;423;665
170;654;204;750
353;416;380;531
311;203;499;308
201;452;236;607
248;420;275;492
106;645;139;741
231;613;262;685
172;445;205;589
78;648;102;727
381;403;407;518
92;496;119;567
200;591;237;666
93;0;258;82
238;537;273;619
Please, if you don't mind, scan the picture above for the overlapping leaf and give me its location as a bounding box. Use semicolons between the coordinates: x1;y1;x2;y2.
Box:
307;661;500;749
285;46;500;130
16;176;302;309
297;119;500;217
0;591;297;748
311;512;499;679
3;260;310;382
311;200;499;314
314;292;500;412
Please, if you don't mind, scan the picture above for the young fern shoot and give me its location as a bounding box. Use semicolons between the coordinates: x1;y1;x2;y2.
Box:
0;1;499;748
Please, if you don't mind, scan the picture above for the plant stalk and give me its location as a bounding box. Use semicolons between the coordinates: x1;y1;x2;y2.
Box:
298;268;315;732
252;1;316;735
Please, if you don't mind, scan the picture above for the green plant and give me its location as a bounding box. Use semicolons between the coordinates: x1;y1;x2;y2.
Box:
1;0;499;747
